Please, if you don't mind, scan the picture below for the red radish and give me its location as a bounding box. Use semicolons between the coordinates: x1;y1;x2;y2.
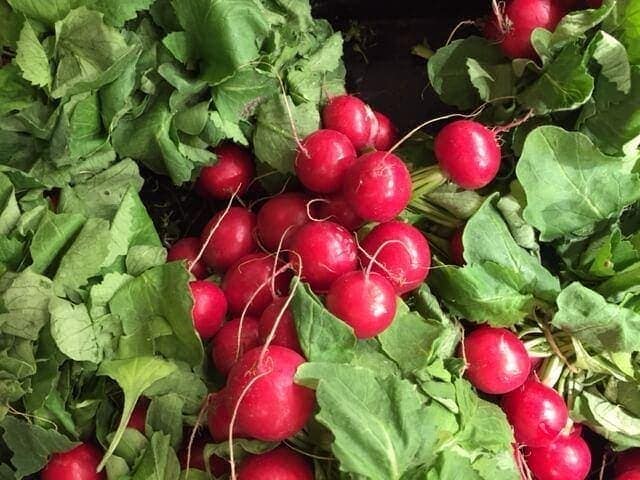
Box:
41;444;105;480
617;450;640;476
586;0;602;6
196;144;254;200
222;253;292;316
342;151;412;222
127;403;147;433
558;0;582;8
450;227;465;265
502;379;569;447
485;0;565;59
372;111;398;151
289;221;358;292
526;433;592;480
211;317;261;375
326;271;397;338
317;194;364;231
167;237;208;279
462;326;531;394
259;297;302;354
434;120;501;190
619;473;640;480
178;436;229;476
322;95;376;150
295;130;357;193
360;221;431;294
238;447;313;480
207;389;245;442
257;193;311;251
190;280;227;339
201;207;257;272
226;346;315;441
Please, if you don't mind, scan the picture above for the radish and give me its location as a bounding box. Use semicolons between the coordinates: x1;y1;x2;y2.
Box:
322;95;376;150
342;151;412;222
450;227;465;265
226;345;315;441
237;446;313;480
289;221;358;292
190;280;227;339
127;402;148;433
586;0;602;6
208;389;245;442
222;253;292;316
617;450;640;476
167;237;208;279
211;317;261;375
196;144;254;200
462;326;531;394
526;433;592;480
295;130;357;193
317;194;364;231
434;120;501;190
41;444;105;480
360;220;431;294
259;297;302;354
178;436;229;476
485;0;565;59
326;271;397;338
201;207;258;272
619;473;640;480
502;379;569;447
257;193;311;251
372;111;398;151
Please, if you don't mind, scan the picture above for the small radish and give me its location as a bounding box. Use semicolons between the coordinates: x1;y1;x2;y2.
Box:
208;389;245;442
372;111;398;151
257;193;311;251
127;402;148;433
526;433;592;480
222;253;292;316
586;0;603;6
502;379;569;447
322;95;376;150
295;130;357;193
168;237;208;279
211;317;261;375
450;227;465;265
343;151;412;222
360;221;431;294
238;446;313;480
226;346;315;441
41;444;105;480
485;0;565;59
259;297;302;354
317;194;364;231
178;436;229;477
326;271;397;339
289;221;358;292
190;280;227;339
197;144;254;200
434;120;501;190
617;450;640;476
462;326;531;394
619;473;640;480
201;207;258;272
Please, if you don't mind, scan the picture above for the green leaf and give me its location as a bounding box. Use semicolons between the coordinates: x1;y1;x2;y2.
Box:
30;211;85;274
162;32;194;64
587;31;631;95
0;0;22;48
466;60;515;103
1;415;77;478
89;0;155;27
173;0;269;84
516;126;640;241
97;356;179;471
0;65;37;116
549;0;614;48
126;246;167;276
0;271;52;340
131;432;181;480
146;394;184;449
16;20;51;88
518;43;594;114
6;0;83;25
213;68;278;125
553;282;640;353
297;363;448;480
253;95;320;174
290;280;357;363
143;367;207;415
616;0;640;65
108;262;203;366
463;195;559;302
0;173;20;236
427;36;505;110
